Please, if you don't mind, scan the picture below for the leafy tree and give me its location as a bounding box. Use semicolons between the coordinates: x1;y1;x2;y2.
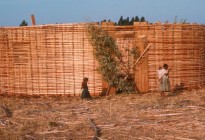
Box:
130;17;135;25
115;16;146;26
20;20;28;26
87;23;139;94
118;16;124;25
125;17;130;25
101;19;112;23
140;16;145;22
101;19;107;22
134;16;139;22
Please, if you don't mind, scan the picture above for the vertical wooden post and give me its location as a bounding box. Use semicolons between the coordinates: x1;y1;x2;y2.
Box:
134;24;149;93
31;14;36;25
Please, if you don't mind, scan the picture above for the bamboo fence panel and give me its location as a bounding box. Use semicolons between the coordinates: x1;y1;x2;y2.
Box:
134;23;205;91
0;24;102;96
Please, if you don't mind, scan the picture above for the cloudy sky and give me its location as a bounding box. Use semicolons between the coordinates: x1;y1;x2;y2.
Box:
0;0;205;26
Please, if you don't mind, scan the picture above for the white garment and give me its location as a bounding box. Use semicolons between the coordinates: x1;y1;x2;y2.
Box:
158;69;168;80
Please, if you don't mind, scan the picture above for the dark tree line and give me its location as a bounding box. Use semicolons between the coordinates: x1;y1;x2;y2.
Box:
101;16;146;26
117;16;146;25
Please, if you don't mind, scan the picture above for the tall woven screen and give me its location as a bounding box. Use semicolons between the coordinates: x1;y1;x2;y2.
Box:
135;23;205;91
0;24;102;95
102;23;205;92
0;23;204;94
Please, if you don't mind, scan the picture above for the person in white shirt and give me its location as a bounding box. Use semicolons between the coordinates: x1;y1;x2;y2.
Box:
158;64;170;97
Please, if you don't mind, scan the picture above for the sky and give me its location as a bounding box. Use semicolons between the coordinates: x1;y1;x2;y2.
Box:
0;0;205;26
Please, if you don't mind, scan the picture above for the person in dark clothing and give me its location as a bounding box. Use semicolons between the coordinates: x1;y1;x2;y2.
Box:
81;77;92;100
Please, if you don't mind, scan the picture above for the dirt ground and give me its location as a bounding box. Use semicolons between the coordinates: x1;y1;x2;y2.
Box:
0;88;205;140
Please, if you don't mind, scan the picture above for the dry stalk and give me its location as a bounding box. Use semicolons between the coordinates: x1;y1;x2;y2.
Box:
89;118;101;140
1;104;12;118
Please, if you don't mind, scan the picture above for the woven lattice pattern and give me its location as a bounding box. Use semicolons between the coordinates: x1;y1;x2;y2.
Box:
0;24;102;95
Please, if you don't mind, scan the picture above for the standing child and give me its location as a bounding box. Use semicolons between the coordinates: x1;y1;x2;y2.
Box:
81;77;92;100
158;64;171;97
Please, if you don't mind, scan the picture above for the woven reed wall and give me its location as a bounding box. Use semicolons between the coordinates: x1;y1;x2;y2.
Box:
102;22;205;92
133;22;205;91
0;24;102;95
0;22;204;95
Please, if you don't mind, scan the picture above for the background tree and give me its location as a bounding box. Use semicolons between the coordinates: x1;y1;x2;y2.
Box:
101;19;107;22
134;16;139;22
118;16;124;25
125;17;130;25
20;20;28;26
130;17;135;25
115;16;146;26
100;16;146;26
140;16;145;22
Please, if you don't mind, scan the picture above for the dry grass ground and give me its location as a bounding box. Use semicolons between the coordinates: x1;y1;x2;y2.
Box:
0;88;205;140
